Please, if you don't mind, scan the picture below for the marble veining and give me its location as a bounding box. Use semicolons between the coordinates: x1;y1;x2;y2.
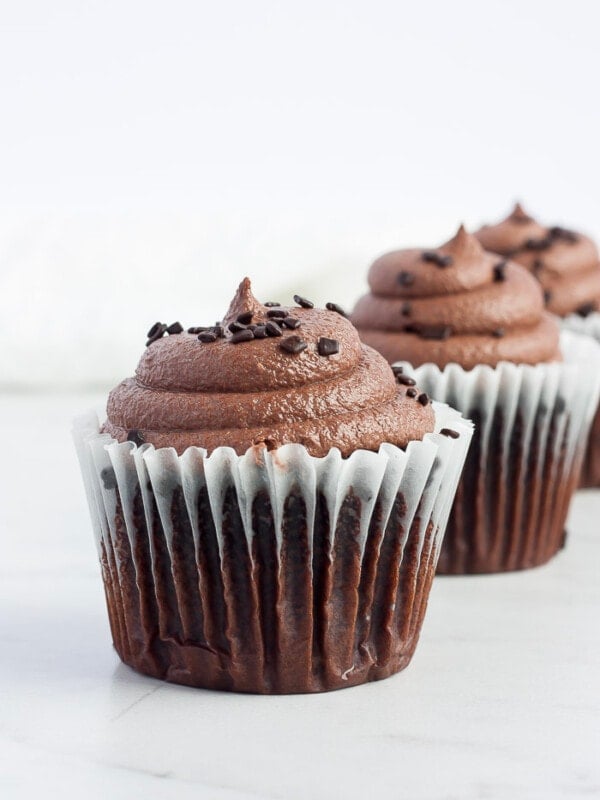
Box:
1;393;599;800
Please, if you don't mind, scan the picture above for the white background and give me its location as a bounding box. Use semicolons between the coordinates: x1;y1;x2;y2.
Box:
1;0;599;390
2;393;600;800
2;7;600;797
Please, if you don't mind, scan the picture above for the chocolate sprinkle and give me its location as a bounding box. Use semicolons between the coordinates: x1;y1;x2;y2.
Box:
146;323;167;346
524;236;552;252
549;226;579;243
440;428;460;439
267;308;287;319
264;301;281;307
266;321;283;337
228;321;248;333
280;336;308;354
166;321;184;335
493;261;507;282
423;325;452;340
405;323;452;340
253;325;268;338
422;251;453;268
398;375;416;386
187;326;208;334
231;329;255;344
236;311;253;324
492;328;505;338
147;321;163;339
213;325;225;338
198;332;217;343
391;365;404;376
401;302;412;317
293;294;314;309
397;271;415;287
417;392;429;406
325;302;347;317
282;316;301;330
127;429;145;446
317;337;340;356
576;302;596;318
100;466;117;491
406;388;418;398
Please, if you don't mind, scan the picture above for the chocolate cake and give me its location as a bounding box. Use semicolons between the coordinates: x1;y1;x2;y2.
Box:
475;203;600;319
351;227;600;574
476;204;600;488
75;279;472;692
102;278;436;456
351;224;561;369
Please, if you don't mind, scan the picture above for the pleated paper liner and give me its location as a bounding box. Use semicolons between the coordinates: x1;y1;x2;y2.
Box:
561;313;600;487
74;402;472;694
394;331;600;575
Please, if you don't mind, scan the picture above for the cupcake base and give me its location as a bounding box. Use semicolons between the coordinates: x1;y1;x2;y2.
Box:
436;404;574;575
104;487;437;692
561;312;600;488
74;405;472;694
579;406;600;489
396;331;600;575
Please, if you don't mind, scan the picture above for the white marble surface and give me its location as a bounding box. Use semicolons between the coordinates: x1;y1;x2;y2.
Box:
1;393;599;800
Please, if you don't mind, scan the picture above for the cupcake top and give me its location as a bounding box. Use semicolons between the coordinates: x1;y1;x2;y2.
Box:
351;225;561;370
102;278;436;457
475;204;600;317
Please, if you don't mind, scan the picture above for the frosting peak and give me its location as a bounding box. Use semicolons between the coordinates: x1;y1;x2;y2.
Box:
222;277;265;325
351;227;561;370
508;202;534;224
443;223;485;260
364;227;506;301
102;280;436;456
475;205;600;317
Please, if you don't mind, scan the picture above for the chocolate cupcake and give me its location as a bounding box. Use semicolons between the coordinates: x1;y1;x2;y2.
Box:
476;204;600;487
74;278;472;693
352;227;600;574
475;203;600;318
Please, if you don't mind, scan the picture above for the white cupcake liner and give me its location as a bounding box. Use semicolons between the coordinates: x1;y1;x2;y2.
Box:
561;312;600;487
393;330;600;574
561;310;600;341
73;402;472;694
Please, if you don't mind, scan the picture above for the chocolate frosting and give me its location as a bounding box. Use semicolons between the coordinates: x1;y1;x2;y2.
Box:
102;278;435;456
351;225;561;369
475;204;600;317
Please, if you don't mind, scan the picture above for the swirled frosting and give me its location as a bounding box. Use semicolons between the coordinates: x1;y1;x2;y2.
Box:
102;278;435;456
475;204;600;317
351;225;561;369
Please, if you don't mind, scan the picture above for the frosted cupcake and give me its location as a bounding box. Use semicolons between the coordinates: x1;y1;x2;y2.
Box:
74;278;471;693
352;227;600;574
476;204;600;486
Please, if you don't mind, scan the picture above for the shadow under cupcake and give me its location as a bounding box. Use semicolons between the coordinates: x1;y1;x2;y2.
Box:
74;279;472;693
352;226;600;575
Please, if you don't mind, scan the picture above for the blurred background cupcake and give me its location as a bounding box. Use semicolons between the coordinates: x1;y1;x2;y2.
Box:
352;226;600;574
74;278;472;694
475;204;600;487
